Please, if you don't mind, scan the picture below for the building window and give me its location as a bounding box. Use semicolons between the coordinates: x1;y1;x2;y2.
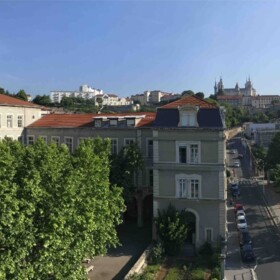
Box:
109;119;118;127
51;136;60;146
176;142;200;164
149;169;153;187
17;115;23;128
190;144;199;163
147;139;153;158
176;174;201;199
181;111;196;127
7;115;13;128
124;138;134;146
27;135;35;145
205;228;213;243
179;146;187;163
126;118;135;127
64;137;73;152
95;120;101;127
190;179;199;198
18;136;22;143
111;139;118;155
178;178;187;198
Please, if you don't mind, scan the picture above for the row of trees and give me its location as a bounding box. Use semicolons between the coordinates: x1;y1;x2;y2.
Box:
0;87;29;101
0;137;125;279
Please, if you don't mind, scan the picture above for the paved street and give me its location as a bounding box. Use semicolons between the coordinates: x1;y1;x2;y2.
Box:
225;136;280;280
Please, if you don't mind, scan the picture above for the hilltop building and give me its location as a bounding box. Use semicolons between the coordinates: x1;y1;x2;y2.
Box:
215;77;280;109
214;77;256;97
131;90;180;105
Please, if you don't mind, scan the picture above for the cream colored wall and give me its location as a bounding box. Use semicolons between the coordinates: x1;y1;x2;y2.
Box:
0;106;42;140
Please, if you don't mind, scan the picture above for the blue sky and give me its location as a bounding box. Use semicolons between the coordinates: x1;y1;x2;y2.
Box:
1;1;280;98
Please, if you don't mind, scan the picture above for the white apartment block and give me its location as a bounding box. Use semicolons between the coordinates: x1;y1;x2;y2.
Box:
50;84;103;103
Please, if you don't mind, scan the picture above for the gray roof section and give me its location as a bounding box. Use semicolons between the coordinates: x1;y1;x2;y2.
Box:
153;108;224;128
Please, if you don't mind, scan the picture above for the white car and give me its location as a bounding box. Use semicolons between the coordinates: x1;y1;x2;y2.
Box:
237;215;247;230
236;210;246;217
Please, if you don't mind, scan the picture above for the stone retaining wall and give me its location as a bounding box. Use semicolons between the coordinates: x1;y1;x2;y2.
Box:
124;244;153;279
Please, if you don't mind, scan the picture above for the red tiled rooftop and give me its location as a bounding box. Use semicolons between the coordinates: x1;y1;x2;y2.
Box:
0;94;41;108
160;95;217;109
28;112;156;128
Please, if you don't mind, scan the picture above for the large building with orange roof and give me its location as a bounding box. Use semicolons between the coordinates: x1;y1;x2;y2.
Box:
25;95;227;247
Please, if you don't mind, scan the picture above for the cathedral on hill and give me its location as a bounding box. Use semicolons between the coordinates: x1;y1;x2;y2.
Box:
214;77;256;97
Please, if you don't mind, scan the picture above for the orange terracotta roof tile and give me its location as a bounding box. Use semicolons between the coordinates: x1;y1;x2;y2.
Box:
28;112;156;128
0;94;41;108
160;95;217;109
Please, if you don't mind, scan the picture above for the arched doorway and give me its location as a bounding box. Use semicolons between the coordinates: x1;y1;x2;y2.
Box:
181;209;198;256
184;211;196;243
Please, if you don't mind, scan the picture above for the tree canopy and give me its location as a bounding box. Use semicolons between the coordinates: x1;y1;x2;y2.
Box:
33;95;52;106
266;132;280;169
195;92;204;99
181;90;195;96
110;143;144;202
16;89;28;101
0;137;125;279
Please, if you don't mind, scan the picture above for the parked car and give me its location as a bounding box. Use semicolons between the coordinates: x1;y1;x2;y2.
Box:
233;161;240;167
228;149;236;154
230;182;239;191
241;244;255;262
231;188;240;197
239;229;252;247
236;209;246;217
234;203;244;213
237;215;247;230
238;154;244;159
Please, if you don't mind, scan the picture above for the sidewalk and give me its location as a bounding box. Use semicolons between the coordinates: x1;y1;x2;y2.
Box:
262;182;280;230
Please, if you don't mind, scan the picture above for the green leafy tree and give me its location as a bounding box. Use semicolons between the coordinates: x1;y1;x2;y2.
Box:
195;92;204;99
155;204;188;255
61;96;74;107
0;137;125;279
0;87;5;94
110;142;144;202
33;95;52;106
181;90;194;96
16;89;28;101
266;132;280;169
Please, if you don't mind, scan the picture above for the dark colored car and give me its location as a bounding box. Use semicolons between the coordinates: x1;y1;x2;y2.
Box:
241;244;255;262
238;154;244;159
231;188;240;197
230;183;239;191
239;230;252;247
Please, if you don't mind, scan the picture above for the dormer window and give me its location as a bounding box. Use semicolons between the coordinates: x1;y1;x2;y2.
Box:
181;112;196;126
126;118;135;127
179;105;198;127
95;119;101;127
109;119;118;127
